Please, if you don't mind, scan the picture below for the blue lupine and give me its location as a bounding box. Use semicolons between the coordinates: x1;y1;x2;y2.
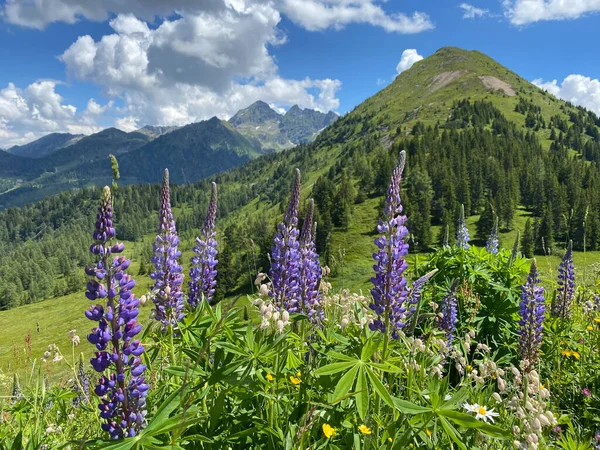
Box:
298;199;322;319
486;218;499;255
369;151;411;339
73;353;90;407
85;186;148;439
551;241;575;319
150;169;185;328
518;259;546;370
270;168;301;312
456;204;470;250
439;280;459;347
189;182;218;308
407;269;439;311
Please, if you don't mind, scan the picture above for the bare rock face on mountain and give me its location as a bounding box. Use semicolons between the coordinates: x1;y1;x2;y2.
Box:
229;101;338;151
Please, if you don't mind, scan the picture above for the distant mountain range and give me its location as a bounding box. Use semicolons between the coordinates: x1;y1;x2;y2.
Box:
0;103;337;208
229;101;338;151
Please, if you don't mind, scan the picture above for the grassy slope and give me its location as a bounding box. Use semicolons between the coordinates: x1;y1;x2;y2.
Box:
3;47;600;379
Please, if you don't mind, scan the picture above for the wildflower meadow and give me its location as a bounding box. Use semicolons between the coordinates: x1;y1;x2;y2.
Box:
3;151;600;450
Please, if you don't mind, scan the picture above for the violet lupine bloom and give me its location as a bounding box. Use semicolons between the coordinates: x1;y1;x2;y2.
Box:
518;259;546;371
551;241;575;319
85;186;148;439
439;280;459;347
369;151;411;339
73;353;90;407
298;199;322;319
189;182;219;308
150;169;185;328
456;204;470;250
270;168;301;312
486;218;499;255
407;269;439;312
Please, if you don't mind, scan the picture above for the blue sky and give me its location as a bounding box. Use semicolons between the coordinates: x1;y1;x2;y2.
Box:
0;0;599;147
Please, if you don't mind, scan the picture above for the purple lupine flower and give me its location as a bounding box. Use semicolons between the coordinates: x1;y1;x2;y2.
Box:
85;186;148;439
551;241;575;319
298;199;322;319
407;269;439;313
456;204;470;250
518;259;546;371
486;218;499;255
369;151;411;339
73;352;90;407
150;169;185;328
270;168;301;312
438;280;459;347
189;182;218;308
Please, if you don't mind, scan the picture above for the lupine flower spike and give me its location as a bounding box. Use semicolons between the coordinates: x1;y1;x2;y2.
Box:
518;259;546;372
439;279;459;348
552;240;575;319
270;168;301;312
486;217;499;255
150;169;185;328
85;186;148;439
73;352;90;407
11;374;23;405
369;150;411;339
298;199;322;319
189;182;218;308
456;204;470;250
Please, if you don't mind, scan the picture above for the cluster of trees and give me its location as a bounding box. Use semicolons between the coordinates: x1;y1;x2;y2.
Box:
3;94;600;310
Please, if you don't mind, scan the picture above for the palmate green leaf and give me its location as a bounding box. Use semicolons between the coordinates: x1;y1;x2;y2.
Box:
439;416;467;450
355;367;369;420
333;365;360;402
437;410;510;438
366;368;394;409
392;398;433;415
360;337;380;361
314;361;356;376
327;351;357;362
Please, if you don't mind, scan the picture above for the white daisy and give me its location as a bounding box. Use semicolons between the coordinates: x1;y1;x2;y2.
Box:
462;402;479;413
474;405;500;423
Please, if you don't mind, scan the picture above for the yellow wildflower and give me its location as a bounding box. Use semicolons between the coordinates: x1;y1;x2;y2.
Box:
388;437;393;443
290;375;302;385
296;371;301;377
322;424;336;438
588;326;594;332
358;425;371;435
572;351;581;359
426;429;432;437
266;372;274;381
561;350;572;357
594;318;600;324
466;365;473;372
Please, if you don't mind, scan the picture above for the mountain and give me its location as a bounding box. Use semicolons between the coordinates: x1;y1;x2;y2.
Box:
7;133;83;158
4;46;600;309
135;125;179;139
228;101;338;151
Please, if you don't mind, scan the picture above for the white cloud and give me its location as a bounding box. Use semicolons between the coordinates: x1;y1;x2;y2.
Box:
0;80;104;148
396;49;423;75
504;0;600;25
459;3;489;18
58;6;341;128
280;0;434;33
115;116;139;132
533;75;600;115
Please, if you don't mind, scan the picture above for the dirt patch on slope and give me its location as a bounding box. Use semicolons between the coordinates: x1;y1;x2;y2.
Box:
429;70;467;92
479;76;516;96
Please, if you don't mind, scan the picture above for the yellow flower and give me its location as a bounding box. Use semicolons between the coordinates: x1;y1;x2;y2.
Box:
388;437;393;443
290;375;302;385
266;372;274;381
358;425;371;435
322;424;336;438
296;371;301;377
561;350;572;357
588;326;594;332
426;428;432;437
594;318;600;324
572;351;581;359
466;365;473;372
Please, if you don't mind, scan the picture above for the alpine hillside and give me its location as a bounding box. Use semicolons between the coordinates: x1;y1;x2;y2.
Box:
2;46;600;313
